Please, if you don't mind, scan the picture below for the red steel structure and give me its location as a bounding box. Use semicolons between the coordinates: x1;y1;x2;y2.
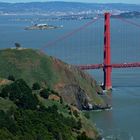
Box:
103;13;112;90
78;13;140;90
78;62;140;70
78;13;112;90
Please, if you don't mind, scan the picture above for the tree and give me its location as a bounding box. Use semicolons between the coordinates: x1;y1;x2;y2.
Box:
17;94;39;110
15;43;21;49
40;88;50;99
0;85;10;98
8;75;15;81
0;79;39;110
32;83;41;90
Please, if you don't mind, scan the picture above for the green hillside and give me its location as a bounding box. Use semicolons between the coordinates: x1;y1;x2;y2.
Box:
0;78;101;140
0;48;108;109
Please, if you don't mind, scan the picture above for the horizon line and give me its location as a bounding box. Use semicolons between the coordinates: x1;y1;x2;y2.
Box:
0;1;139;5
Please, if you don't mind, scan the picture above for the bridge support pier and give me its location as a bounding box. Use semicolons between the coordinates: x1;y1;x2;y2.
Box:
103;13;112;90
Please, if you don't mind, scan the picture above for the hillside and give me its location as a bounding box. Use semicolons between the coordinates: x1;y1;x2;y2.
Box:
112;11;140;18
0;48;109;110
0;78;101;140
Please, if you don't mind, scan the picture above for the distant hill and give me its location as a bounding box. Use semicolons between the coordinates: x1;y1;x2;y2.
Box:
0;2;140;15
112;11;140;18
0;48;110;110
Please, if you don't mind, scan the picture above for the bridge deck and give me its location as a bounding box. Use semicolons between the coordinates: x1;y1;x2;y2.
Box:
77;62;140;70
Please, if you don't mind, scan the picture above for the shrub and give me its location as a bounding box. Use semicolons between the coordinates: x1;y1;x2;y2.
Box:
15;42;21;49
32;83;41;90
40;88;51;99
60;96;63;104
84;112;90;119
8;75;15;81
73;110;79;118
0;86;10;98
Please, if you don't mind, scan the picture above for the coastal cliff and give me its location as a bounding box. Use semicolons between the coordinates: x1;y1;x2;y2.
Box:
0;48;110;110
0;48;111;139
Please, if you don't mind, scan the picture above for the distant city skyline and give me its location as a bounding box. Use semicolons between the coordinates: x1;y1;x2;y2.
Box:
0;0;140;4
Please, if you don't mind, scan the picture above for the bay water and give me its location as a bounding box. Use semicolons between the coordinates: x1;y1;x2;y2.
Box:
0;15;140;140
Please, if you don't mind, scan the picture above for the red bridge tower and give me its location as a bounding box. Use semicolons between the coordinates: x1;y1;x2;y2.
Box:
103;13;112;90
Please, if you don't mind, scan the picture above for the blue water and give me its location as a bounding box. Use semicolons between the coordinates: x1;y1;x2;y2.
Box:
0;15;140;140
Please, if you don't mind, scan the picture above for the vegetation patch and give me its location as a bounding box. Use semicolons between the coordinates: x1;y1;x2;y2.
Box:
0;78;100;140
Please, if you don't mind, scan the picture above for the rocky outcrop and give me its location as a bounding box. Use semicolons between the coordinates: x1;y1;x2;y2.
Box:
58;84;88;109
58;84;111;110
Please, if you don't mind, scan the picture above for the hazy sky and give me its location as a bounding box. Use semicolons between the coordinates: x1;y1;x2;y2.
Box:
0;0;140;4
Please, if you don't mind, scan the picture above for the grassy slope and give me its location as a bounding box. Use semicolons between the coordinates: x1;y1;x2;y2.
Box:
0;48;106;106
0;97;16;111
0;49;59;87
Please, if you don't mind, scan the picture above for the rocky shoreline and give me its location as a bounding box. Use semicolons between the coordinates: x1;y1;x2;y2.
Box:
82;103;112;111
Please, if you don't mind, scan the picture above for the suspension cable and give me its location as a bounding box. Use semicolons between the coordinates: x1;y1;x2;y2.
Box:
40;16;101;52
115;16;140;28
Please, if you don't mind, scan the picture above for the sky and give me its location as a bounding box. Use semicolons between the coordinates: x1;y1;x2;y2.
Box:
0;0;140;4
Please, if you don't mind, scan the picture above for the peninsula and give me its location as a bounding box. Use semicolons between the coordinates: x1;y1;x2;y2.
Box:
0;48;111;140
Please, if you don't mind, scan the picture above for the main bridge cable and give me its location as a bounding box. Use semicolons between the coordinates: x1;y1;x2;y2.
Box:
40;16;101;52
115;16;140;28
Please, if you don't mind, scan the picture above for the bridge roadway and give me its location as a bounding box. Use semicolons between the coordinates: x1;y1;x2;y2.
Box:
77;62;140;70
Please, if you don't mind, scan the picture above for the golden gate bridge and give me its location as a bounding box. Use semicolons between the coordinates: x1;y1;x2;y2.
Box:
41;12;140;90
